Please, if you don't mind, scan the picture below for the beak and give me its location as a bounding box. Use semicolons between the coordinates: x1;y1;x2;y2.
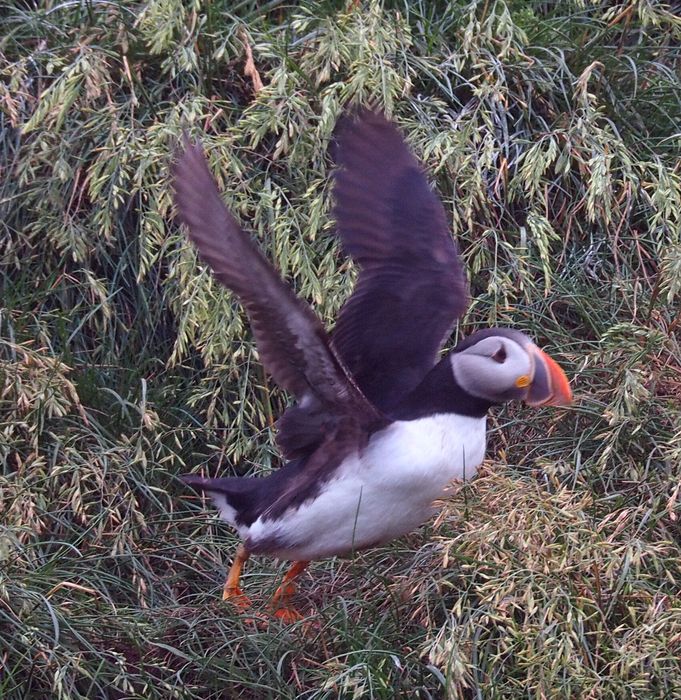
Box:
525;346;572;407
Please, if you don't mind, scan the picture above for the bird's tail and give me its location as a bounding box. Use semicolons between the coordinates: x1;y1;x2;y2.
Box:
182;474;258;528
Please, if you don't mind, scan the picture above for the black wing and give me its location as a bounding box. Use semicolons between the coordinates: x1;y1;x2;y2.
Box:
332;110;469;411
172;139;380;434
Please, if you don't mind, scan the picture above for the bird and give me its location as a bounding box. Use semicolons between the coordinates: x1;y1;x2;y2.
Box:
172;109;572;621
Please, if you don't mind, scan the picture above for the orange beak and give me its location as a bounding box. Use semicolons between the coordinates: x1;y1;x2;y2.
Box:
526;346;573;407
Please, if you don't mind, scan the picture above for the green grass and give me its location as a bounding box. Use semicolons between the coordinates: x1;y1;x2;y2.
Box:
1;0;681;697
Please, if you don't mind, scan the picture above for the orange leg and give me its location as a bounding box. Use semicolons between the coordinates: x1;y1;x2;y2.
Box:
222;544;251;610
269;560;309;622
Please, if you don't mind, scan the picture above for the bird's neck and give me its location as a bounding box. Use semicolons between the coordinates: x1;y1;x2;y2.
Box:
389;355;495;421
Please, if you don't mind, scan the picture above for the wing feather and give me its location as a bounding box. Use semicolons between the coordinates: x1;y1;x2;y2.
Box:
172;139;378;424
332;110;469;410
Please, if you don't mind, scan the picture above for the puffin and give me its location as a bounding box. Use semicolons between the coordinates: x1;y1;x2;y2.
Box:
172;110;572;620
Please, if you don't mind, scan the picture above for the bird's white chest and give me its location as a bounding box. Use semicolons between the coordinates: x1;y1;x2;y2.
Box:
247;414;487;560
361;413;487;494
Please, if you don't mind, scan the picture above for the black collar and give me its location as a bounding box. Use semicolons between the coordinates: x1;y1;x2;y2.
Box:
389;355;495;421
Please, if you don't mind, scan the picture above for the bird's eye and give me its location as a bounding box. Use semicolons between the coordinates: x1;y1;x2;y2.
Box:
491;345;507;363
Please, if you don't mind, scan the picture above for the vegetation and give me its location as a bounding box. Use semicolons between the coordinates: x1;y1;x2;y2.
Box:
1;0;680;697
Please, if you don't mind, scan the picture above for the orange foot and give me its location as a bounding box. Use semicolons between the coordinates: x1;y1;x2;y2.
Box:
268;581;305;623
222;585;252;611
266;560;310;624
271;605;306;624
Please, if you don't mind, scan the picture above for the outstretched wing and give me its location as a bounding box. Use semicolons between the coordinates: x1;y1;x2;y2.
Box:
172;139;379;428
332;110;469;411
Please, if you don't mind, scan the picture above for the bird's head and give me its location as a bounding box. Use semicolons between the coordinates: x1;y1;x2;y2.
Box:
449;328;572;407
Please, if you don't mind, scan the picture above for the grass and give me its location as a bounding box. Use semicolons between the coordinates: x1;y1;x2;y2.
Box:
1;0;681;697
